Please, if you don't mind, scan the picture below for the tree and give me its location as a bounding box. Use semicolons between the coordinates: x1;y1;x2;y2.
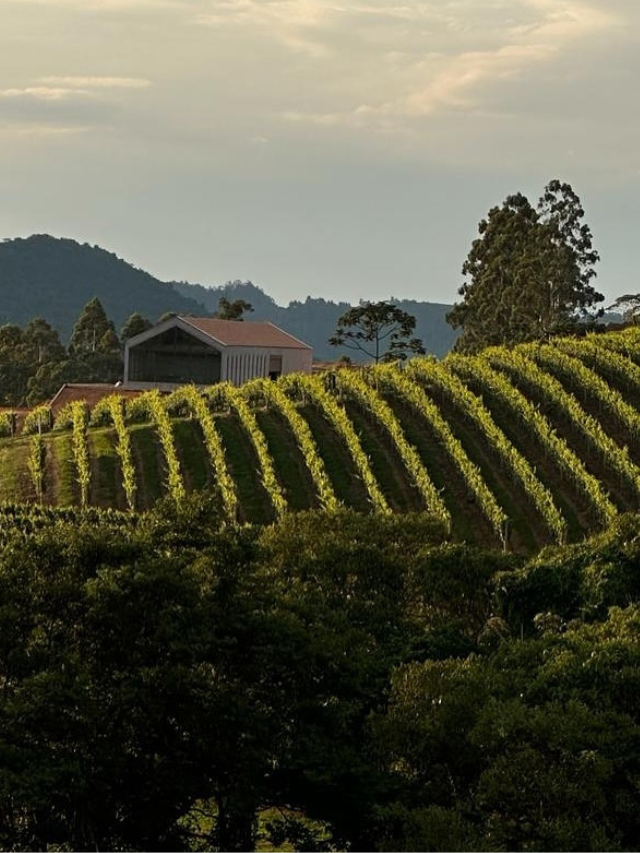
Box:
68;298;123;383
329;301;425;363
447;180;603;353
22;317;66;366
120;312;153;343
69;298;118;356
607;294;640;324
0;319;66;406
216;298;254;321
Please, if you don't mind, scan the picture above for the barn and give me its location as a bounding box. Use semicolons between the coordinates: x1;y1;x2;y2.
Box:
123;315;313;390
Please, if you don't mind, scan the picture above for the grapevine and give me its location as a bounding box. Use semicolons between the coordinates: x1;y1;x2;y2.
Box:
407;358;567;544
249;378;338;511
376;363;508;542
180;385;238;523
449;354;617;526
282;372;388;513
71;401;91;507
148;390;186;505
331;368;451;529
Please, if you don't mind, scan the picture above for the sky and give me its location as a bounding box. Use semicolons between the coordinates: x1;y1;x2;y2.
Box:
0;0;638;309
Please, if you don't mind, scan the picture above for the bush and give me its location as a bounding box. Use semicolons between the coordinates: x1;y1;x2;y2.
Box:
22;405;53;435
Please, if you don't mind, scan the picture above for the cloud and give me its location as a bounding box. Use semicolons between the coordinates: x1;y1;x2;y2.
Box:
0;76;151;105
273;0;618;127
40;76;151;89
2;0;183;8
0;122;92;137
0;74;152;133
196;0;341;57
0;86;89;100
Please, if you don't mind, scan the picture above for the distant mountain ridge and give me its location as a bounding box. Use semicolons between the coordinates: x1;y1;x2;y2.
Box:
0;235;458;358
0;235;206;339
171;282;458;360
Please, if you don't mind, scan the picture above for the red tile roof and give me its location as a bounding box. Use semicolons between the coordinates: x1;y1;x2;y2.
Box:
48;384;143;414
181;318;311;349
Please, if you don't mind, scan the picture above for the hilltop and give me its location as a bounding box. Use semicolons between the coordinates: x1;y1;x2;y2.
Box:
4;326;640;554
0;235;458;357
0;235;206;338
172;279;458;359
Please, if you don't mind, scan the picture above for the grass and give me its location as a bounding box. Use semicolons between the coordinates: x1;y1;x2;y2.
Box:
47;433;78;507
128;424;165;510
298;403;370;509
215;412;275;524
380;392;499;549
88;428;123;509
0;439;28;503
341;399;420;513
173;418;212;493
255;408;318;511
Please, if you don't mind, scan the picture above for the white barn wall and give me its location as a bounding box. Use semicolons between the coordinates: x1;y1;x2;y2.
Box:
222;347;312;385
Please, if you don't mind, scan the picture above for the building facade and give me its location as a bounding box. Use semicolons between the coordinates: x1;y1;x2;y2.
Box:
123;316;312;390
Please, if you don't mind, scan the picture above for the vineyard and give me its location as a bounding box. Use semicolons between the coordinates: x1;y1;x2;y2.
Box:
5;327;640;552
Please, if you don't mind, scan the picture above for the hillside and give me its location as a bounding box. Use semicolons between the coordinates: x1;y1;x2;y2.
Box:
0;235;206;339
0;235;458;357
3;327;640;554
172;279;458;359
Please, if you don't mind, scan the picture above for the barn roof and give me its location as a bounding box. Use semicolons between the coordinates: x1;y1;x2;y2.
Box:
48;383;143;414
180;317;311;349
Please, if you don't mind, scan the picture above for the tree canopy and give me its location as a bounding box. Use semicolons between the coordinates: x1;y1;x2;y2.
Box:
447;180;603;353
120;312;153;342
329;300;425;363
216;297;254;321
0;504;638;849
608;293;640;324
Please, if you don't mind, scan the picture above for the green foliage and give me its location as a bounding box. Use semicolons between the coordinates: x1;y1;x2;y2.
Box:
448;180;603;353
449;353;616;528
0;504;637;849
215;297;254;321
126;393;154;424
71;401;91;506
148;390;186;505
69;297;118;355
180;386;238;522
0;319;66;406
2;326;640;550
67;297;123;383
0;411;15;438
284;372;389;513
22;405;53;436
90;396;115;428
257;377;338;512
100;395;138;511
225;382;288;517
52;401;75;431
120;311;153;342
27;434;46;501
329;300;425;363
607;293;640;324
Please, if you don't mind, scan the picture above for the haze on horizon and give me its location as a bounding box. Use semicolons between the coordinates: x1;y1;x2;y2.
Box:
0;0;637;309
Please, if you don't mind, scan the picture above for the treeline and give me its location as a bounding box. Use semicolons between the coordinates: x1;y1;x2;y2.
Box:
0;299;152;407
0;502;639;851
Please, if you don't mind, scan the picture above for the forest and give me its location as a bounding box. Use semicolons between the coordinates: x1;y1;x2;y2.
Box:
0;502;638;850
1;182;638;851
0;235;457;364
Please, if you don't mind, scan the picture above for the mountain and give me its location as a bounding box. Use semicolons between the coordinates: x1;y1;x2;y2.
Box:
0;235;206;339
0;234;458;356
172;280;459;359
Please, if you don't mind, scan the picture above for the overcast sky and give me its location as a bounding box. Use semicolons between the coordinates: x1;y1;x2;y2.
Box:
0;0;638;308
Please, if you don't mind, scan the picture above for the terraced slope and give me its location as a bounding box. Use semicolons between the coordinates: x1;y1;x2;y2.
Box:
6;327;640;553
